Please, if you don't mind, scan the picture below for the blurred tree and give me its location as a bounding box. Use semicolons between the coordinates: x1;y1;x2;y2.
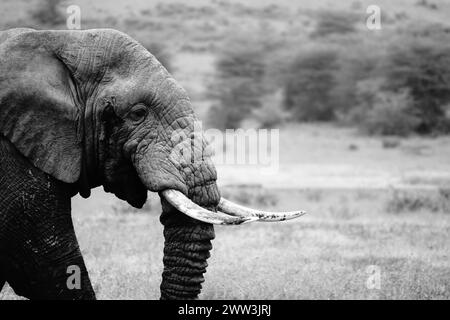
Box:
332;45;380;118
386;39;450;133
208;46;267;129
251;89;288;128
361;89;420;136
283;49;339;121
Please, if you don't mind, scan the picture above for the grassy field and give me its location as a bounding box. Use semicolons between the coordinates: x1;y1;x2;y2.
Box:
2;187;449;299
1;124;449;300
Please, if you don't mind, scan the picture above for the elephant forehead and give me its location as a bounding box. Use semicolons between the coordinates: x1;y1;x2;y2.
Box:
100;70;186;102
117;77;194;120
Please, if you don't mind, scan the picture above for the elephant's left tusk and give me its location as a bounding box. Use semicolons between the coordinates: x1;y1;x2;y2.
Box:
162;189;258;225
218;197;306;222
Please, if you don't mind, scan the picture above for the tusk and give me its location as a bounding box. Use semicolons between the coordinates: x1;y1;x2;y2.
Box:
162;189;258;225
218;197;306;222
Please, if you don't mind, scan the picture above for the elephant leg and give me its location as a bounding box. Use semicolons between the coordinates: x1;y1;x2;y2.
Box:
3;205;95;299
1;199;95;300
3;241;95;300
0;143;95;300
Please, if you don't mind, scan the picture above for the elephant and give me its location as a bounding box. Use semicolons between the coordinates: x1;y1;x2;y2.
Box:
0;28;304;300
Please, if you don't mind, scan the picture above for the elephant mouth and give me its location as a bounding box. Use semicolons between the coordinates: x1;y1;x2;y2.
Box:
161;189;306;225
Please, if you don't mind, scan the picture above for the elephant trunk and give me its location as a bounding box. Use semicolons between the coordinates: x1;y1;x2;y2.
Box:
159;197;215;300
133;126;221;299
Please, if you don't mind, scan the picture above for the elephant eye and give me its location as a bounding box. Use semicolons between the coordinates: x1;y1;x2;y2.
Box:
128;105;148;123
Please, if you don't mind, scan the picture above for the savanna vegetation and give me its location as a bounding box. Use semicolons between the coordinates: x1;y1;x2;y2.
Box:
8;0;450;136
207;10;450;135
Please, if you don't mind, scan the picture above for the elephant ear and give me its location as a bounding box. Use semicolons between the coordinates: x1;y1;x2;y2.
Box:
0;30;82;183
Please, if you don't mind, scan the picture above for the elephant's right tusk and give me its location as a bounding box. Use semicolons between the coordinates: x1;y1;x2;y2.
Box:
218;197;306;222
161;189;258;225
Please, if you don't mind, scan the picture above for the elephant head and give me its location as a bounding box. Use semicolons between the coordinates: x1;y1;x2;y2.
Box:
0;28;304;299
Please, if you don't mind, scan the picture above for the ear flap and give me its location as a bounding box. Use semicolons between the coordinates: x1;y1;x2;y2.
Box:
0;30;82;183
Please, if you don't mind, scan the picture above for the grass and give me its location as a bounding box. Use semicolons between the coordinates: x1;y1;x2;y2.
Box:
198;188;450;299
1;187;449;300
386;188;450;213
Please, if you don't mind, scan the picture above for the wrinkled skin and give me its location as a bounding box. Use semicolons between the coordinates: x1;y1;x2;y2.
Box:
0;28;219;299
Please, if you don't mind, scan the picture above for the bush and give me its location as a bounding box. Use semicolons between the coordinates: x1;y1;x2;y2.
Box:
385;35;450;134
283;48;339;121
332;44;380;118
343;78;421;136
386;188;450;213
251;89;288;128
361;89;420;136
